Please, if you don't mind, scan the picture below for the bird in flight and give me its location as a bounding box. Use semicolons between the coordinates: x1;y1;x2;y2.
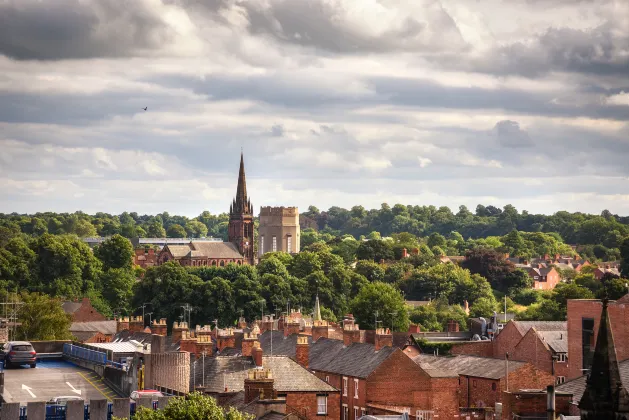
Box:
142;107;147;111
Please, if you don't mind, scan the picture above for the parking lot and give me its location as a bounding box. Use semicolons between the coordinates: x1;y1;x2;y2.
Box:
2;359;119;404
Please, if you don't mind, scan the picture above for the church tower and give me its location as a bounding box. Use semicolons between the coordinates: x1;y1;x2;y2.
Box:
228;152;255;265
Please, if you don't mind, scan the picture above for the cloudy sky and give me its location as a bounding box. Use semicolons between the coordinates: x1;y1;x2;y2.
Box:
1;0;628;217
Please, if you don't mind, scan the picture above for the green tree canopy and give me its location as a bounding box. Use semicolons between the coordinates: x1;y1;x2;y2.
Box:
95;234;133;271
350;282;409;331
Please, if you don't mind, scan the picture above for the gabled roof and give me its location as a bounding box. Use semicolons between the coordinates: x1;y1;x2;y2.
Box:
537;330;567;353
71;331;101;342
310;339;397;379
62;302;83;314
258;331;313;357
165;245;193;258
512;321;567;337
70;320;117;335
414;354;527;380
190;242;243;259
193;355;336;393
558;359;629;403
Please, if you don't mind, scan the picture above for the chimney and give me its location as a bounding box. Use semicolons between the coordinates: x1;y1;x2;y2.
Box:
343;322;360;347
375;328;393;351
412;248;419;255
408;324;421;334
151;318;167;336
252;341;263;367
217;328;236;351
402;248;408;258
129;316;144;333
283;319;301;337
151;334;166;354
116;316;130;333
172;321;188;343
555;254;560;261
147;248;154;256
238;316;248;329
196;335;213;357
303;320;312;335
464;300;470;316
179;330;197;354
195;324;212;337
244;368;275;404
447;320;460;332
295;336;309;368
605;264;611;269
242;332;259;357
260;315;275;333
544;253;550;261
504;253;509;259
312;320;329;342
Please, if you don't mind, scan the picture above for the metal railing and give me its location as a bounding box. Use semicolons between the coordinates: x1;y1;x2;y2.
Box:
16;401;162;420
63;344;107;365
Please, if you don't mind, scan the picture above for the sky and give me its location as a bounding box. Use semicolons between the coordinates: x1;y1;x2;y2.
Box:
1;0;628;217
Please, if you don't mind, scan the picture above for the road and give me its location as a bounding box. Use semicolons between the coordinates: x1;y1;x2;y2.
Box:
2;359;120;404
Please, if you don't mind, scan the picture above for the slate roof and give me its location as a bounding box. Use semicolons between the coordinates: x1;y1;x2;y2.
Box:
512;321;567;337
559;360;629;403
70;320;117;335
62;301;83;314
193;355;336;393
310;339;397;379
537;330;568;353
165;245;192;258
112;330;180;352
414;354;527;380
191;242;243;259
258;331;313;357
71;331;100;342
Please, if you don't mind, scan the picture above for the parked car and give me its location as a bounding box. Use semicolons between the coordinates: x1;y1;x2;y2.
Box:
130;390;163;402
47;396;83;406
0;341;36;368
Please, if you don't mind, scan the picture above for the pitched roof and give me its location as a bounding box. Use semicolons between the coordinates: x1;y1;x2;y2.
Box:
71;331;100;342
70;320;117;335
190;242;243;259
511;321;567;337
62;301;83;314
166;245;193;258
258;331;313;358
310;339;397;379
193;355;336;393
537;330;568;353
414;354;527;380
558;359;629;403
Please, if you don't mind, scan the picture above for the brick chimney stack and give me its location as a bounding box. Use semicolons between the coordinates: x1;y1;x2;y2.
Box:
116;316;130;333
312;320;329;342
402;248;408;258
196;335;213;357
238;316;248;329
129;316;144;333
252;341;263;367
244;368;275;403
283;319;301;337
217;328;236;352
375;328;392;351
343;315;360;347
195;324;212;337
242;331;259;357
295;336;309;368
260;315;275;333
179;330;197;354
412;248;419;255
151;318;167;336
464;300;470;316
447;320;460;332
408;324;421;334
172;321;188;342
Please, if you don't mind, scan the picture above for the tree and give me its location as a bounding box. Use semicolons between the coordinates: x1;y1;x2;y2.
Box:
16;292;72;341
621;237;629;278
427;233;447;249
356;240;394;262
95;234;133;271
469;297;497;318
350;282;409;331
127;392;251;420
167;224;187;238
354;260;385;282
289;252;322;279
185;221;208;238
146;222;166;238
461;247;516;293
99;268;136;312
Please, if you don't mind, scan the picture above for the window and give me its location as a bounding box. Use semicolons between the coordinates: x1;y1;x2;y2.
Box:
354;407;358;420
491;382;497;391
317;396;327;415
272;236;277;252
582;318;595;371
354;378;359;398
415;411;433;420
259;236;264;256
557;353;567;363
556;376;566;385
325;376;329;383
343;377;348;396
361;409;366;417
343;405;349;420
287;235;292;254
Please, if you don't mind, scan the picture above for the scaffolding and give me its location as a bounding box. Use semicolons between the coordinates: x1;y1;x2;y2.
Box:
0;292;23;342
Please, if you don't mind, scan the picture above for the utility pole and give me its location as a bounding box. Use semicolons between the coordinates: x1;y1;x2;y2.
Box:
504;296;507;322
389;312;397;332
145;312;153;325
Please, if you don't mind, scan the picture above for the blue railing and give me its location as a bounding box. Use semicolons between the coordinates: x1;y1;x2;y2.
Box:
63;344;107;365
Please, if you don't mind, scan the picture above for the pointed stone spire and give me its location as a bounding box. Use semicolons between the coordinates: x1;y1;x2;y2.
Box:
579;299;629;419
233;152;249;214
313;295;322;322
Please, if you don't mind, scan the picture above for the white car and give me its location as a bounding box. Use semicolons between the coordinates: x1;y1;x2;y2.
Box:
47;396;83;406
130;390;163;402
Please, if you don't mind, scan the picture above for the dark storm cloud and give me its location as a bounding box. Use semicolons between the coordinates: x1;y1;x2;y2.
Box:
0;0;172;60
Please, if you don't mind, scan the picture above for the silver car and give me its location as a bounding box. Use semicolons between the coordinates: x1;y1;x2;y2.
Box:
0;341;37;368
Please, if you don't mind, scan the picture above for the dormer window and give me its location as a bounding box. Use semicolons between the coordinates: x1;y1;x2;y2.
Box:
557;353;567;363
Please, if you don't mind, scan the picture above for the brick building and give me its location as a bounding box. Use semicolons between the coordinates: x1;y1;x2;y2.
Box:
157;241;245;267
62;298;106;322
415;354;554;409
566;296;629;380
133;248;158;269
517;265;561;290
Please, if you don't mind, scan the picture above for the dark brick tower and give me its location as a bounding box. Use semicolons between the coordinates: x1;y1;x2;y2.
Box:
229;152;255;265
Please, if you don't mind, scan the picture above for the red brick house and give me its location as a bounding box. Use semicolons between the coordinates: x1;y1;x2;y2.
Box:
518;265;561;290
62;298;105;322
414;354;554;409
134;248;158;269
593;265;621;280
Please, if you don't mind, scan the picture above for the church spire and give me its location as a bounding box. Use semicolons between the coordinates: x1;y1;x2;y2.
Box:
314;295;322;322
579;299;629;419
233;152;250;215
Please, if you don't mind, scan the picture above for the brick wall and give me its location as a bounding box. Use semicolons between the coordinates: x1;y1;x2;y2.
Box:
84;331;110;344
71;298;106;322
450;341;494;357
567;299;629;379
501;391;572;420
367;350;459;420
147;352;191;394
285;392;340;420
492;321;523;359
511;328;554;374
